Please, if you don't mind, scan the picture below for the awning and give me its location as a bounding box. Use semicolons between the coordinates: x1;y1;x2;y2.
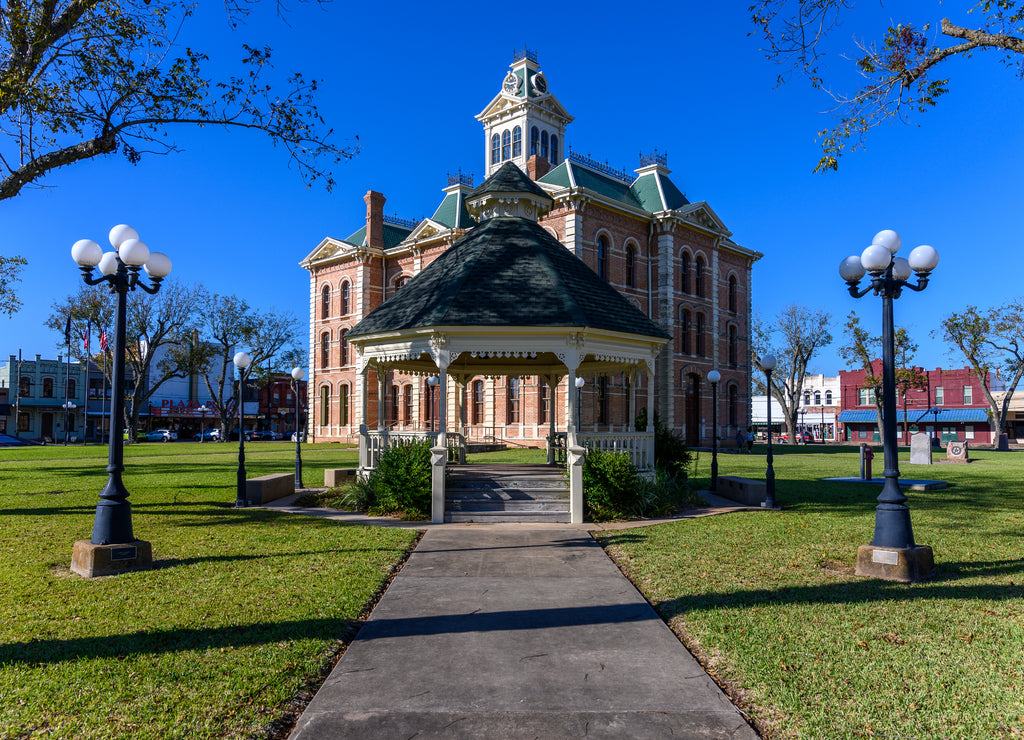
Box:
838;408;989;423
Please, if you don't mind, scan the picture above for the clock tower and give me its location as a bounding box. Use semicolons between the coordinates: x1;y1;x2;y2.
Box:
476;48;574;178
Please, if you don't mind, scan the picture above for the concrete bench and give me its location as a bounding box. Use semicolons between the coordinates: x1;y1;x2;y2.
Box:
246;473;294;505
717;476;766;506
324;468;358;488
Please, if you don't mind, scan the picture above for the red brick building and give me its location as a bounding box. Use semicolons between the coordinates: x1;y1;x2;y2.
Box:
256;374;307;437
300;50;761;446
838;361;993;445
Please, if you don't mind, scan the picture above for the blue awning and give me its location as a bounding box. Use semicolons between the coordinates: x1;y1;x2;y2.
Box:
838;408;989;423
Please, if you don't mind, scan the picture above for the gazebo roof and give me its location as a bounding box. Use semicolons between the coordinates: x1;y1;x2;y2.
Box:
347;215;669;342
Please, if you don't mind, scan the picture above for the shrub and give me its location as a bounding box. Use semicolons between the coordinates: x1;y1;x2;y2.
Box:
653;414;694;479
365;440;432;519
583;446;697;522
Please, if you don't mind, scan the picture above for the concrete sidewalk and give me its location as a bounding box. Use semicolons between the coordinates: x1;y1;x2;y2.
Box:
289;526;758;739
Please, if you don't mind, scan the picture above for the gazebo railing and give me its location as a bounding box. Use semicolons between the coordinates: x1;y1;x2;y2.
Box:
361;429;466;469
577;432;655;471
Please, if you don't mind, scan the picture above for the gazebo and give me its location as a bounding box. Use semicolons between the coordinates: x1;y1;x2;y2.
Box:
347;162;671;523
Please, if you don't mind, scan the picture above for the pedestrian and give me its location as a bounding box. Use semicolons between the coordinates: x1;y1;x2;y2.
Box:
736;429;745;452
746;428;754;452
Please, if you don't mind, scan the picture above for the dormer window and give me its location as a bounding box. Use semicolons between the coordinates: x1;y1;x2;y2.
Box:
550;135;559;164
512;126;522;158
501;130;511;161
540;131;549;159
491;134;500;165
530;127;539;156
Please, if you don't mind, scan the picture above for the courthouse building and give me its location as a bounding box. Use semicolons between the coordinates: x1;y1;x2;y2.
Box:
300;50;761;447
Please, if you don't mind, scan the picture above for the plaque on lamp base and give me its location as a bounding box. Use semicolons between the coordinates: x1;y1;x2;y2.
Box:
71;540;153;578
855;544;934;583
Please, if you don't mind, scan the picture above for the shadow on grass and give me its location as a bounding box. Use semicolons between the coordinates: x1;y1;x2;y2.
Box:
0;617;359;666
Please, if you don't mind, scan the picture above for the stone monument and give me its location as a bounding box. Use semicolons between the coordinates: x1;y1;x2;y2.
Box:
946;440;970;463
998;433;1010;451
910;432;932;465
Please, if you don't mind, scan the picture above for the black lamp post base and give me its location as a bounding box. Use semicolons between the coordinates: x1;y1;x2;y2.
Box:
855;544;934;583
71;539;153;578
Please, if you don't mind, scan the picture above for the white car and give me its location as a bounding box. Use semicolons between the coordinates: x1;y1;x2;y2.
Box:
145;429;178;442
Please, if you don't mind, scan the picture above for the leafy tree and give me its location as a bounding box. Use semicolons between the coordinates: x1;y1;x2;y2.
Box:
0;1;356;201
750;1;1024;171
47;280;206;440
839;312;926;441
195;292;299;437
751;304;833;442
939;302;1024;437
1;253;26;316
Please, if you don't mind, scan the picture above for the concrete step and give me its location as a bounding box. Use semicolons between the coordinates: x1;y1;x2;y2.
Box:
447;499;569;512
445;510;571;523
446;488;569;501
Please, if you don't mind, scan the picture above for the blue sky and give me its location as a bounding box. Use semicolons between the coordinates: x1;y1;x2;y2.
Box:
2;1;1020;376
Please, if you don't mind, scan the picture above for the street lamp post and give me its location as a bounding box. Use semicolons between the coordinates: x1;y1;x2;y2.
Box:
291;367;305;490
799;407;807;443
62;401;77;445
197;404;211;442
234;352;252;508
426;375;439;433
840;229;938;582
761;354;777;509
69;224;171;577
707;370;720;493
574;376;586;434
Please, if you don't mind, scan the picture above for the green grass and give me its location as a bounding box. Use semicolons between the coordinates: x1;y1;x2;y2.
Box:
0;442;418;739
596;444;1024;739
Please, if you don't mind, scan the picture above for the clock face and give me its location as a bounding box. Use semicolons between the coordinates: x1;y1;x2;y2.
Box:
502;72;519;95
532;72;548;94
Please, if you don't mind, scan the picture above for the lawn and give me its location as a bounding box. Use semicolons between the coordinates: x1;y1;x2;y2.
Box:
0;442;420;740
596;444;1024;739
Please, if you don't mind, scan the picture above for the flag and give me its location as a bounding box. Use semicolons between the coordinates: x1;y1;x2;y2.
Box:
100;330;109;351
82;321;91;352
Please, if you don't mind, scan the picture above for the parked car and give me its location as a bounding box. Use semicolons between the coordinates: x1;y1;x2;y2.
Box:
779;431;813;443
144;429;178;442
252;430;283;441
290;431;306;443
228;429;253;442
192;429;221;441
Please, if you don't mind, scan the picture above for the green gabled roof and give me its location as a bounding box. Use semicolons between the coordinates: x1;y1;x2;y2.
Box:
430;191;477;229
630;171;690;212
344;223;414;250
570;164;642;208
538;162;572;188
348;216;670;340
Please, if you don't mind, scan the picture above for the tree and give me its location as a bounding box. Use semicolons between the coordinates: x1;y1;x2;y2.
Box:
195;292;299;438
838;312;926;442
939;301;1024;437
751;304;833;442
47;280;206;441
0;254;27;315
0;1;357;201
750;1;1024;171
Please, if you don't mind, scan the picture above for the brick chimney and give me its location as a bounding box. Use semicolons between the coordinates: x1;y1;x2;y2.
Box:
364;190;386;249
526;154;551;181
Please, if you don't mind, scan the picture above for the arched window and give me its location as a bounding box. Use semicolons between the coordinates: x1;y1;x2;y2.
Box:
473;380;485;424
696;313;706;357
550;135;559;164
804;391;811;405
391;385;399;424
341;282;350;315
321;285;330;319
320;332;330;369
540;130;549;159
695;256;706;298
825;390;833;405
338;384;349;426
680;253;690;294
319;386;330;426
43;378;54;398
814;391;822;405
394;275;407;293
598;376;609;425
728;384;739;429
507;377;520;424
512;126;522;158
339;329;349;366
501;130;511;161
625;245;636;288
538;381;549;425
491;134;500;165
66;379;76;398
728;324;738;365
19;377;30;397
597;235;609;280
728;275;738;313
403;384;413;425
680;309;691;355
530;126;539;156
